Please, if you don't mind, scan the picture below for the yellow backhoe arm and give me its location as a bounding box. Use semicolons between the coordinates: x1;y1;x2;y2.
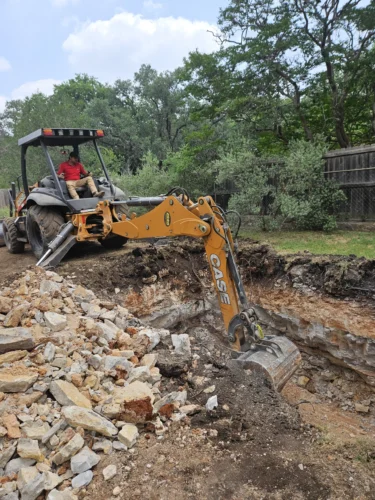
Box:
37;192;301;390
110;195;244;349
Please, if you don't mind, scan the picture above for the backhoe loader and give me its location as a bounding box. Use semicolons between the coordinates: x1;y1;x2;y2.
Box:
3;128;301;391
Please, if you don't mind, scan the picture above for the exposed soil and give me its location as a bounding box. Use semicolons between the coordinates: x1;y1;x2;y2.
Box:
1;241;375;498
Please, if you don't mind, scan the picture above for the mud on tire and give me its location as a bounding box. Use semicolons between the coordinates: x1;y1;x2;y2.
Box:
26;205;65;259
3;218;25;254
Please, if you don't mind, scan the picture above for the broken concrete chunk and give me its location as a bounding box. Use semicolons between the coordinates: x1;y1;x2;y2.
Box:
5;458;36;475
0;328;35;354
49;380;92;409
17;439;43;461
102;464;117;481
171;334;191;357
71;470;93;489
52;433;84;465
118;424;139;449
62;406;118;437
44;312;67;333
70;446;100;474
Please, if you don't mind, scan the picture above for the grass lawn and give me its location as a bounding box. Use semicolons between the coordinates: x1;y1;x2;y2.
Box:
0;207;10;219
239;230;375;259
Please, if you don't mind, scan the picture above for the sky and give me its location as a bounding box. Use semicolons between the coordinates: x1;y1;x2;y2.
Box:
0;0;227;112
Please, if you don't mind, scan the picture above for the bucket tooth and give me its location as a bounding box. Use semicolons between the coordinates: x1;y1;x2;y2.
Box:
235;336;301;392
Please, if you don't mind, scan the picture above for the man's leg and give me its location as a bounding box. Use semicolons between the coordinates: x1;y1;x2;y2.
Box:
82;177;104;197
66;180;79;200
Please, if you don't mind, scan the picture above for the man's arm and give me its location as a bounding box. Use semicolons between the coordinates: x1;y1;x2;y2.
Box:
79;164;89;176
57;164;65;178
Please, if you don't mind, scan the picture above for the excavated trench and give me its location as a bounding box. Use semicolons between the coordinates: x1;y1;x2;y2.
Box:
56;240;375;437
58;241;375;387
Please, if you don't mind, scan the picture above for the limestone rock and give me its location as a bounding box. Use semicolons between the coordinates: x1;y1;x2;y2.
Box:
71;470;93;489
117;381;155;424
20;472;44;500
44;312;67;333
118;424;138;448
0;328;35;354
141;353;158;369
62;406;118;437
3;304;29;328
43;343;56;362
5;458;36;475
0;297;12;314
17;466;38;491
47;490;78;500
180;404;201;416
49;381;92;409
0;350;27;366
101;356;133;372
43;472;62;491
23;421;51;440
72;285;95;303
52;433;84;465
171;334;191;357
127;366;151;384
92;439;112;454
40;280;61;296
70;446;100;474
3;413;21;438
0;370;38;393
0;444;16;468
102;464;117;481
17;439;43;461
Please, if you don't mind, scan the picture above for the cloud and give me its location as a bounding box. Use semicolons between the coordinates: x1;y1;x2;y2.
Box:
51;0;79;7
0;57;11;72
62;12;218;81
0;96;7;113
10;79;61;100
143;0;163;10
0;78;61;113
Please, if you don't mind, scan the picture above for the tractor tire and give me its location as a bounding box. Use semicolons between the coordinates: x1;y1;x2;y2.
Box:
3;218;25;254
26;205;65;260
114;202;130;220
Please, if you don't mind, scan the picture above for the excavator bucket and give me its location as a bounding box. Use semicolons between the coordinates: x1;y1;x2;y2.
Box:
234;336;301;392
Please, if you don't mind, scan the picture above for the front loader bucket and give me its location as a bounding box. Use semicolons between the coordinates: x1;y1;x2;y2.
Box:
234;336;301;392
0;221;5;247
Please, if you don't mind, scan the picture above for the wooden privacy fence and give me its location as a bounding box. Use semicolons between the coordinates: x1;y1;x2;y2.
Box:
324;144;375;220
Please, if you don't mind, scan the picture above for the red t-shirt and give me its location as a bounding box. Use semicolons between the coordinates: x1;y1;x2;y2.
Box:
57;161;88;181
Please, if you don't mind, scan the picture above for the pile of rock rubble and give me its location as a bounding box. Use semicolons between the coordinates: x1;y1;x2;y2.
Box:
0;268;199;500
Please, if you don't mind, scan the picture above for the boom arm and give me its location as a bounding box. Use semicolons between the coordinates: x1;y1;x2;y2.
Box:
110;194;260;352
